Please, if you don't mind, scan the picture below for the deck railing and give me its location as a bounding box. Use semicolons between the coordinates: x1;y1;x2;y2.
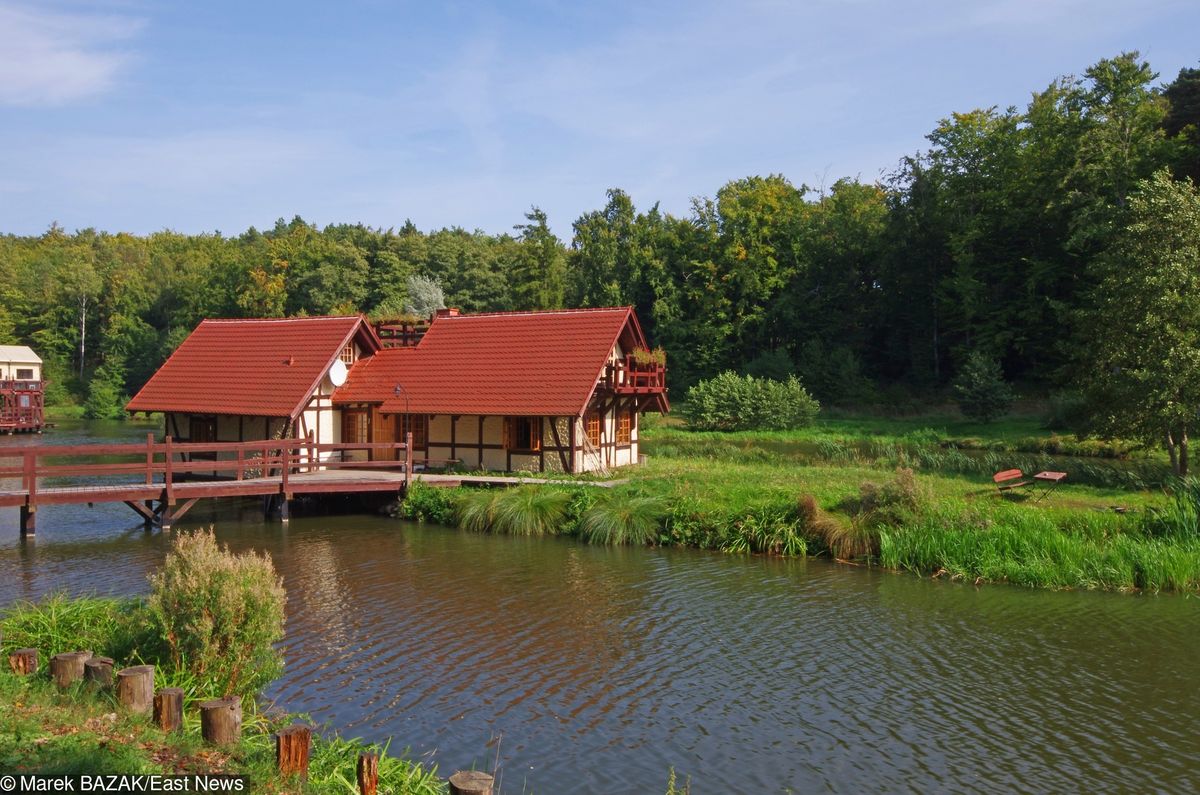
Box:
0;434;436;501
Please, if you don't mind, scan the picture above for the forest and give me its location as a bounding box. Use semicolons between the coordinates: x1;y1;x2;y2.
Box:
2;52;1198;441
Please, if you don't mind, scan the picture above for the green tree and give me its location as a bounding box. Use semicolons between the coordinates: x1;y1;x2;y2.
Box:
1078;170;1200;474
511;207;566;309
952;352;1015;423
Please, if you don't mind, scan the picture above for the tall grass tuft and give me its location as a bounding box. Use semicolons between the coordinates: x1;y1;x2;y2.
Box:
1144;476;1200;540
580;495;667;545
0;594;154;666
456;489;504;533
489;487;571;536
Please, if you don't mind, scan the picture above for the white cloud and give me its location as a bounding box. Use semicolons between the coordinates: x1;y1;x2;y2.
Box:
0;2;144;106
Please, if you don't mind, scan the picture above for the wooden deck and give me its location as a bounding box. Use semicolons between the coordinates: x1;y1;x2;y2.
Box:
0;435;416;534
0;435;624;535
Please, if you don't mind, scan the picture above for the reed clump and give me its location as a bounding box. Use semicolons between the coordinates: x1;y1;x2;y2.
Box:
580;494;667;546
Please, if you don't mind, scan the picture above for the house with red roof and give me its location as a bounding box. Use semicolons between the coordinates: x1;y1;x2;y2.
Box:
127;307;668;473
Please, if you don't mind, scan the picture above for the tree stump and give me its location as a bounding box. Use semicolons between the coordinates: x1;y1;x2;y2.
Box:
154;687;184;733
50;651;92;688
8;648;38;675
115;665;155;714
448;771;495;795
84;656;115;688
200;696;242;745
356;753;378;795
275;724;312;780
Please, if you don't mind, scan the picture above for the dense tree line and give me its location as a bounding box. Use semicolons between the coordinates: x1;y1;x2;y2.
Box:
1;52;1197;425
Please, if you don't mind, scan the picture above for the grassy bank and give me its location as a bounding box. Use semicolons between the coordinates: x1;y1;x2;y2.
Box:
401;411;1200;593
0;595;444;792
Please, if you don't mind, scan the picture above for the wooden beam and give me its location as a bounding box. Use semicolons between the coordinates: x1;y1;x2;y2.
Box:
548;417;569;472
123;500;157;523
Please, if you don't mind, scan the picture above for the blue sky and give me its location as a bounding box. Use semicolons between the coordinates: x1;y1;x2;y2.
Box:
1;0;1196;237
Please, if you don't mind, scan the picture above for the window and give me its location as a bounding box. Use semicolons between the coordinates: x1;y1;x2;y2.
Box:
342;410;369;444
506;416;541;451
189;416;216;443
15;368;33;380
339;343;356;365
585;412;601;447
616;411;631;445
399;413;426;449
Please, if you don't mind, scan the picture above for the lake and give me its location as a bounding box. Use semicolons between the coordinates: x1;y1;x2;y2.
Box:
2;420;1198;793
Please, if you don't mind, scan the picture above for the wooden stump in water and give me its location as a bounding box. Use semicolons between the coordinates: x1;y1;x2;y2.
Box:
275;724;311;780
115;665;154;714
199;697;242;745
84;656;114;688
448;771;495;795
8;648;38;675
50;651;92;688
356;753;378;795
154;688;184;733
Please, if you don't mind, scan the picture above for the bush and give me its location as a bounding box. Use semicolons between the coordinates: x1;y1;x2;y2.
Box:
953;352;1014;423
397;482;457;524
1043;390;1089;432
683;371;819;431
147;529;286;700
857;468;928;527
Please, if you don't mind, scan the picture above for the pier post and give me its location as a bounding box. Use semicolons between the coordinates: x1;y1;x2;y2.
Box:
154;688;184;733
200;696;242;745
116;665;155;714
448;771;494;795
356;754;378;795
19;505;35;536
84;656;114;689
275;725;311;780
279;496;290;523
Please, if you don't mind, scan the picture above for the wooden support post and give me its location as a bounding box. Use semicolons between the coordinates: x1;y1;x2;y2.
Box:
448;771;495;795
8;648;38;675
356;753;378;795
50;650;92;688
279;494;290;523
144;432;155;529
84;656;114;688
154;688;184;733
19;504;35;536
404;431;413;491
200;696;242;745
164;435;174;508
116;665;155;714
275;725;312;780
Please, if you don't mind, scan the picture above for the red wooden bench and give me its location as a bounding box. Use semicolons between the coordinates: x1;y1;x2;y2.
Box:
993;469;1031;494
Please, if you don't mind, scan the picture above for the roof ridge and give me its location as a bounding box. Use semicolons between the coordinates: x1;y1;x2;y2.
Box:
436;307;631;319
200;315;362;324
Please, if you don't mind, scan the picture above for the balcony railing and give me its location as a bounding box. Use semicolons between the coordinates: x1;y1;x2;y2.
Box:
0;380;43;391
601;355;666;394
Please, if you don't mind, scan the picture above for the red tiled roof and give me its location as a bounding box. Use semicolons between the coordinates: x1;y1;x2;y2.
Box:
334;307;644;416
127;316;376;418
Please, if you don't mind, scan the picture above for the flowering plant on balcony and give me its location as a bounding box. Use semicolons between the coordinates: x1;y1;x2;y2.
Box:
630;347;667;367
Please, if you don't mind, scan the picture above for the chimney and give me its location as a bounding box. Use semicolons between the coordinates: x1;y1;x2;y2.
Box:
434;307;460;319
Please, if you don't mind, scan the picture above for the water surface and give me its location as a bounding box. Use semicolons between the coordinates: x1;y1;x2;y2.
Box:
2;421;1198;793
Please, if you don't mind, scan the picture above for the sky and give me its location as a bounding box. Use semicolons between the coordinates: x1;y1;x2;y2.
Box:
1;0;1197;238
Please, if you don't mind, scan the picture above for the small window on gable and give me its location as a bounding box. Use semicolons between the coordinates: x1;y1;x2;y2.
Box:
340;343;356;365
616;411;631;445
15;368;33;380
505;416;541;451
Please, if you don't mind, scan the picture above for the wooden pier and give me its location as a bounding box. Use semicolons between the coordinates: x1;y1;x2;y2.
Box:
0;435;418;535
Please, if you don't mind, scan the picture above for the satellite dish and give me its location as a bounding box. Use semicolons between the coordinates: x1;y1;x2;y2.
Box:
329;359;348;387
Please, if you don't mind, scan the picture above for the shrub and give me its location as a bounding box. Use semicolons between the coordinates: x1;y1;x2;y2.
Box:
683;371;819;431
1043;390;1090;432
858;468;927;526
580;495;667;546
398;482;457;524
953;352;1014;423
147;529;286;700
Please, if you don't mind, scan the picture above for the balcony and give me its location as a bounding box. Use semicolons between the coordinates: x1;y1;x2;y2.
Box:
601;355;666;395
1;380;43;392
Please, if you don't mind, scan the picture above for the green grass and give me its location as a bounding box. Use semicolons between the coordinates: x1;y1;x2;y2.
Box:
579;495;667;546
0;601;445;793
